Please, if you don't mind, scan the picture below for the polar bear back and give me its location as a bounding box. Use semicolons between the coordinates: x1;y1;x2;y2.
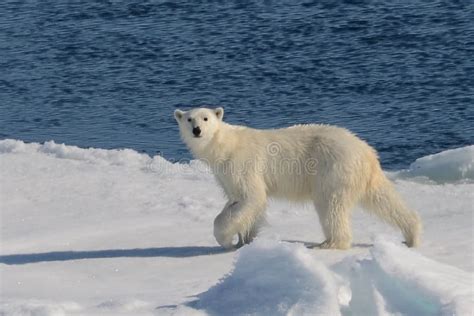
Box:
212;123;380;201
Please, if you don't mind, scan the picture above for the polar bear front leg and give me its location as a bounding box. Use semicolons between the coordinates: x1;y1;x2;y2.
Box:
213;201;239;249
214;187;267;249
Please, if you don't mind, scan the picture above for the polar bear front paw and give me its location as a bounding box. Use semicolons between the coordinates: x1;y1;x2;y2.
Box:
214;231;235;249
214;213;235;249
214;227;244;250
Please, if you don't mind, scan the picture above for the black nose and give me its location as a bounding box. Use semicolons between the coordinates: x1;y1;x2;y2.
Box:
193;126;201;136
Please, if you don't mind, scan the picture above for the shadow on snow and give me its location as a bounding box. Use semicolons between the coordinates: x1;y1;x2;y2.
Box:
0;242;375;265
0;246;226;265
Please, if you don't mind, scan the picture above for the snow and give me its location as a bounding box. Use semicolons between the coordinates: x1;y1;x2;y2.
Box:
1;139;473;315
189;239;340;316
396;145;474;183
335;238;473;316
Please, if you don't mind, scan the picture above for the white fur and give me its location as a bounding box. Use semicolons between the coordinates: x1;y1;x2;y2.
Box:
175;107;422;250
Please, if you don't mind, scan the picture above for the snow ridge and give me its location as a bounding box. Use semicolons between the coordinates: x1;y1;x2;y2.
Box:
398;145;474;183
338;238;474;316
190;239;340;316
185;239;473;316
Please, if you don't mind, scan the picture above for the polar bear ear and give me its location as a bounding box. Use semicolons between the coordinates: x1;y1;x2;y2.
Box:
174;109;185;122
215;107;224;121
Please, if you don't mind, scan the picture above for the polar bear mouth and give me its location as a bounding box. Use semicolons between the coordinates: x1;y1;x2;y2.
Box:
193;135;202;138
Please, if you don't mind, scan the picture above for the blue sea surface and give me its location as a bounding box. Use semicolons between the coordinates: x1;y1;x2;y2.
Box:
0;0;473;169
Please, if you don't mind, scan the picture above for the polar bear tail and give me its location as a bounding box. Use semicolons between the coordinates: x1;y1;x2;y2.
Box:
361;175;422;247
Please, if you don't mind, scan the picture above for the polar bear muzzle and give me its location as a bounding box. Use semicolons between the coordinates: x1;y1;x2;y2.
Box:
193;126;201;137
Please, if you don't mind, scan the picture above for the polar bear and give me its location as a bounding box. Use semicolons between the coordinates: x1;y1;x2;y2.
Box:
174;107;422;250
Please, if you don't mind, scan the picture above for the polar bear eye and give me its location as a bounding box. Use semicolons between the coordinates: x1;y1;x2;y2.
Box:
204;117;208;121
187;118;192;122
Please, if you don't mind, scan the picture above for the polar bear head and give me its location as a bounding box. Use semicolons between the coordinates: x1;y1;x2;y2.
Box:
174;107;224;152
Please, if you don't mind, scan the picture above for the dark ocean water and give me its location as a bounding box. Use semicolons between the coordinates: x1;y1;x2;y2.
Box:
0;0;473;169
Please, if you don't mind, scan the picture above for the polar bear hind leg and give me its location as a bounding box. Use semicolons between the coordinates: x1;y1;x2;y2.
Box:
361;176;422;247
